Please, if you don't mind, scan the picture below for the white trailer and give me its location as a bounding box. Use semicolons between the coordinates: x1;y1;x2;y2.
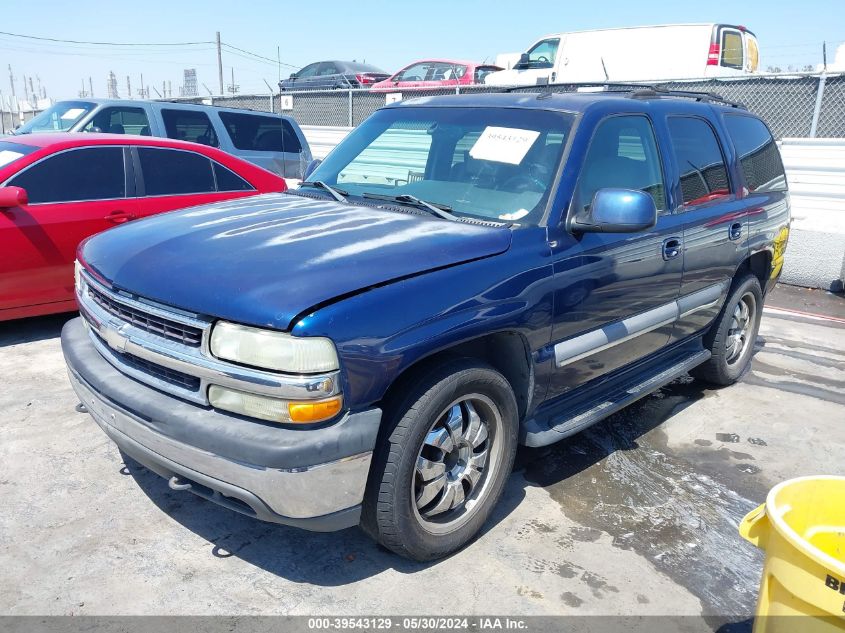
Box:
485;23;759;86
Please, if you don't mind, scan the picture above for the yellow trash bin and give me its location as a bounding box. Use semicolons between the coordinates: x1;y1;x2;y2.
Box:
740;476;845;632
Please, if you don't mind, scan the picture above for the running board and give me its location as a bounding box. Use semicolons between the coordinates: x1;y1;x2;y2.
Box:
521;347;711;448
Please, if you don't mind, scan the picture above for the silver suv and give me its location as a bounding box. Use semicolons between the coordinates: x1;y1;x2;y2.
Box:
11;99;311;179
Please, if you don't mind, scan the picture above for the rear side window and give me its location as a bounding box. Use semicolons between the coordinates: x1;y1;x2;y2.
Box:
82;107;151;135
213;162;253;191
573;115;666;213
8;147;125;204
138;147;215;196
218;112;303;153
667;117;731;208
725;116;787;193
161;109;219;147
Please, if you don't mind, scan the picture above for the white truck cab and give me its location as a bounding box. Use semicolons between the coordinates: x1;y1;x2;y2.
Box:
486;23;759;86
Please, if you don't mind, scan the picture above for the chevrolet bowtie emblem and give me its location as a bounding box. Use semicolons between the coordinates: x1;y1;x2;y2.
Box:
102;322;129;353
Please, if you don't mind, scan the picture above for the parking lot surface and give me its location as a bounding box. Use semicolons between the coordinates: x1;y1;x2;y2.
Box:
1;286;843;619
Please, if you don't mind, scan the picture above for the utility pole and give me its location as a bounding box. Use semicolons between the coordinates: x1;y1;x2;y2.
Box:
126;76;132;99
89;76;93;98
8;64;16;111
227;67;239;95
167;80;172;98
216;31;224;95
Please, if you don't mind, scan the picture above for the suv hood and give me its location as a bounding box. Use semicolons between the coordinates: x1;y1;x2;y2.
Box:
81;193;512;330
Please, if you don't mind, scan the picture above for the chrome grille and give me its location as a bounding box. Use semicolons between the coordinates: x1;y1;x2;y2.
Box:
87;285;203;347
119;350;202;392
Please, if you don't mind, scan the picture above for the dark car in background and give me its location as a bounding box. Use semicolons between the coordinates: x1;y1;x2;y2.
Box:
279;61;390;91
11;99;312;179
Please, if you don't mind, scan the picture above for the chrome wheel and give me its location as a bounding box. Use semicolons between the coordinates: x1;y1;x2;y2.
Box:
412;395;502;533
726;292;756;365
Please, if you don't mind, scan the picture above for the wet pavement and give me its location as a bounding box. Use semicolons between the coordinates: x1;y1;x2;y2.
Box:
1;285;843;621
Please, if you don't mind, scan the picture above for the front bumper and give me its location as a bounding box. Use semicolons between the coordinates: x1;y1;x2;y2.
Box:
62;318;381;532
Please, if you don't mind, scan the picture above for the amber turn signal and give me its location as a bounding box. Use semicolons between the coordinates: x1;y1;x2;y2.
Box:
288;396;343;423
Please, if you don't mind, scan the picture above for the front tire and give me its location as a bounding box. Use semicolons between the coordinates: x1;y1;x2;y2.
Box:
692;274;763;386
361;359;518;561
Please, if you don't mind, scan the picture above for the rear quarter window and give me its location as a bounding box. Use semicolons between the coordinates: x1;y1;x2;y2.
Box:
725;115;787;192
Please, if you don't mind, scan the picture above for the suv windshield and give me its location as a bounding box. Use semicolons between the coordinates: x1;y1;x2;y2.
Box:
308;106;574;224
14;101;96;134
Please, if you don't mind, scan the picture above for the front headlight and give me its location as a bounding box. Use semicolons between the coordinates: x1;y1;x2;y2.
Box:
210;321;339;373
74;260;86;296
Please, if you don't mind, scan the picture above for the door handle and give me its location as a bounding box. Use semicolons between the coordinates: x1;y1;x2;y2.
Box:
662;237;682;260
105;210;136;224
729;222;743;241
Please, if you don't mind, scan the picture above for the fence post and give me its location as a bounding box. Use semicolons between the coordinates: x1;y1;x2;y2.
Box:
348;89;353;127
809;72;827;138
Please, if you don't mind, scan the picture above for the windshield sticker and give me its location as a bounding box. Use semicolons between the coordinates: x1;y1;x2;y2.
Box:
469;126;540;165
0;150;24;168
499;209;530;221
60;108;86;120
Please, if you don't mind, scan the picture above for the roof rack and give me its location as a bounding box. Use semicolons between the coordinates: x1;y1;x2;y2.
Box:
507;82;746;109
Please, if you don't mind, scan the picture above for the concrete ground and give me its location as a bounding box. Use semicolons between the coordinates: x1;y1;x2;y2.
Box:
1;285;843;620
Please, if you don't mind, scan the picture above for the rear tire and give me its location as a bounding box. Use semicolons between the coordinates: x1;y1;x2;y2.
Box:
361;358;518;561
691;274;763;386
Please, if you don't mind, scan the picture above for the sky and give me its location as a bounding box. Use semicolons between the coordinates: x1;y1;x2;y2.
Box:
1;0;844;102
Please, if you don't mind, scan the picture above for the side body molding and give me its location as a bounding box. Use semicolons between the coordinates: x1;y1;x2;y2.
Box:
554;281;727;368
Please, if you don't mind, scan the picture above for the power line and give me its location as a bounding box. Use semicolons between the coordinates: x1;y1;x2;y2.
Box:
0;30;213;46
221;42;299;69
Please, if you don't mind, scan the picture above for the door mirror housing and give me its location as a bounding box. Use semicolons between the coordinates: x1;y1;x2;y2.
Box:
570;188;657;233
0;186;28;209
303;159;322;181
289;73;298;80
519;52;530;65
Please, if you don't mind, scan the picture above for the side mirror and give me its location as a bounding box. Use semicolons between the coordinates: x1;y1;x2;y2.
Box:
289;73;298;80
519;53;530;64
0;186;28;210
571;188;657;233
303;159;322;181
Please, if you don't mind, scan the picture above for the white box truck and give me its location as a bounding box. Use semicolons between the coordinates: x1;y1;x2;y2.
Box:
485;23;759;86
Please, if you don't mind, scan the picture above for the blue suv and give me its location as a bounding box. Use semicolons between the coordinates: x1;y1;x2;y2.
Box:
63;88;790;560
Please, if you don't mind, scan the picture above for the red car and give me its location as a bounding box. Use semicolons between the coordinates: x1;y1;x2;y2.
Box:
371;59;503;91
0;134;286;321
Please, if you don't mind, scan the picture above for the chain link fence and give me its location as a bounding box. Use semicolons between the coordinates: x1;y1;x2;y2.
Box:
3;72;844;139
169;72;845;140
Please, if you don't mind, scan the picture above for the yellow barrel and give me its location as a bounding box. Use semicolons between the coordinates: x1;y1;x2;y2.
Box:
740;476;845;632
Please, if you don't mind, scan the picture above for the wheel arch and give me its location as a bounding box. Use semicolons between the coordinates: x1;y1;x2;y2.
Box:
734;249;772;294
379;330;535;423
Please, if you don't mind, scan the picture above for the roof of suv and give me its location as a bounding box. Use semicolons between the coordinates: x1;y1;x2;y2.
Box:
395;90;745;114
46;98;294;119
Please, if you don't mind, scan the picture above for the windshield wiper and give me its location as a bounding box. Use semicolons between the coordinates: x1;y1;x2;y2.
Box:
362;193;459;221
298;180;349;203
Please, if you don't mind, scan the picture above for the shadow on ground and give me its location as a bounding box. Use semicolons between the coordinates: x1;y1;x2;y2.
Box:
0;312;74;347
